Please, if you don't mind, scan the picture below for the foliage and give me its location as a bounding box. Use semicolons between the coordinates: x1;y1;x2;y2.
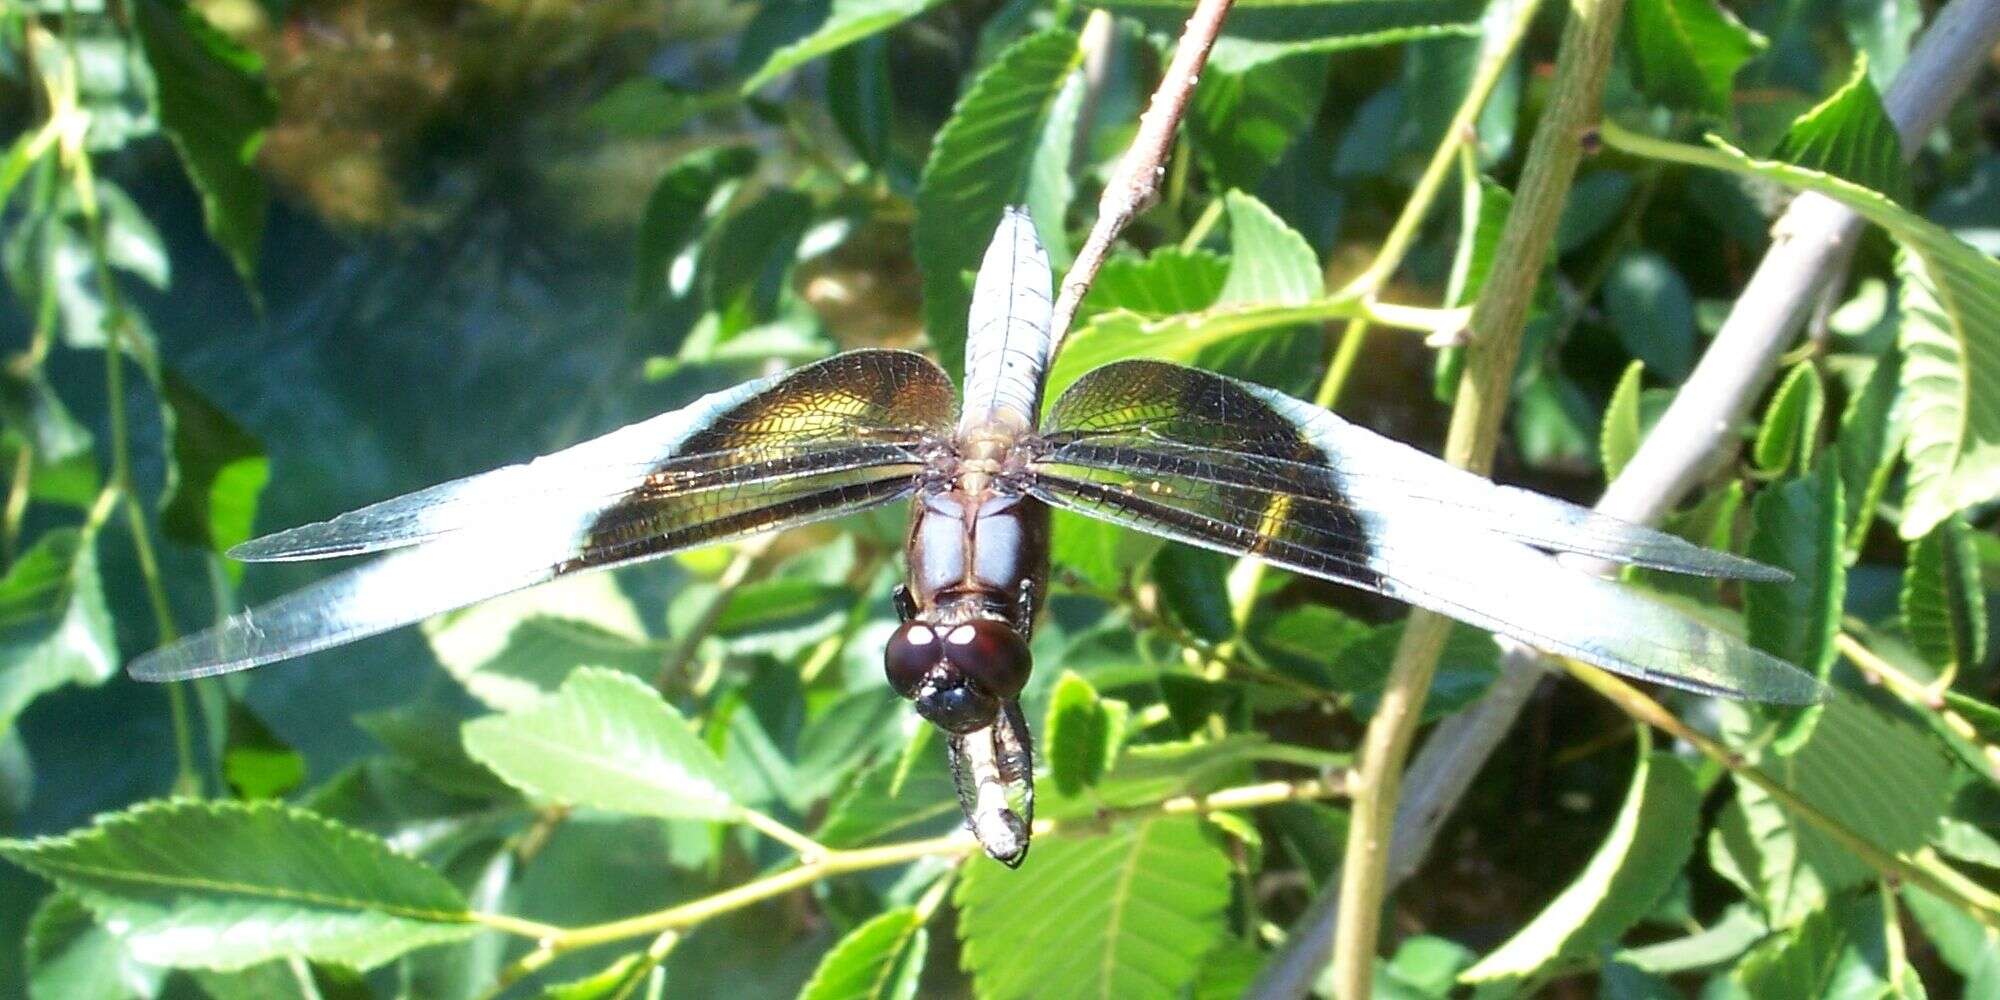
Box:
1;0;1997;996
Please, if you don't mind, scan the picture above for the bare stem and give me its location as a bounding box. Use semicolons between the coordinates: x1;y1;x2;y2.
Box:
1328;0;1629;990
1047;0;1238;352
470;773;1343;965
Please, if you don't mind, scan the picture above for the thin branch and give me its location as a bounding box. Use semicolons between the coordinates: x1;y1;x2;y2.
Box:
1252;2;2000;994
472;773;1344;966
1047;0;1238;353
1328;0;1630;990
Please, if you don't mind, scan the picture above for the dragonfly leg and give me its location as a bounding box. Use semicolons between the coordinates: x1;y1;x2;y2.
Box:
892;583;918;622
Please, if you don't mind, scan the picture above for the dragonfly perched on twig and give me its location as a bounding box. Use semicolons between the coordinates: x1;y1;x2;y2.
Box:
132;209;1821;867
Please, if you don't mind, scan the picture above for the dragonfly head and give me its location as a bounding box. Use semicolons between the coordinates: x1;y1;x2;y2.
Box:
885;618;1031;735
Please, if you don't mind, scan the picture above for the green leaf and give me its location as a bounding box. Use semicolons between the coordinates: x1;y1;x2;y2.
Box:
631;145;757;309
827;37;892;168
814;743;959;848
1446;173;1512;309
797;906;928;1000
0;799;476;970
1620;0;1764;116
26;891;164;1000
1901;515;1987;676
1377;935;1474;998
0;529;117;735
1745;462;1845;683
131;0;274;289
1836;350;1902;556
1614;904;1768;974
956;816;1231;999
1772;58;1909;204
1598;127;2000;540
158;374;267;575
1336;621;1500;722
1753;363;1825;476
1903;885;2000;995
426;573;656;711
1604;251;1696;382
1047;191;1345;398
1731;895;1862;997
462;667;739;822
1188;54;1328;191
221;701;306;800
915;28;1081;379
1602;360;1646;479
1080;249;1231;319
739;0;948;94
1714;691;1953;927
1095;0;1483;72
1462;750;1702;982
1045;671;1128;796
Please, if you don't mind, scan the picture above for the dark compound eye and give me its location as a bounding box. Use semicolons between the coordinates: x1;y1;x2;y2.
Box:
884;623;942;699
942;620;1032;699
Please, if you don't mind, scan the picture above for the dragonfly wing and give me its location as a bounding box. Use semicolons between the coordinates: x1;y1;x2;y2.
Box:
1032;360;1822;704
131;467;921;681
1038;359;1784;580
233;350;956;561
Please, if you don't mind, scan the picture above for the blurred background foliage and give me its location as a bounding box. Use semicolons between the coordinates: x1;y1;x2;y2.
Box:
0;0;1997;996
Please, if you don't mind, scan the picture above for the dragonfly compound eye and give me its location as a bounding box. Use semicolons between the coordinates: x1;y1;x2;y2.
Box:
884;623;943;699
942;620;1032;700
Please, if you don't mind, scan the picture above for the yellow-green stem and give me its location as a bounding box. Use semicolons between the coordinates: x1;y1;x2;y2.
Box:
1329;0;1628;991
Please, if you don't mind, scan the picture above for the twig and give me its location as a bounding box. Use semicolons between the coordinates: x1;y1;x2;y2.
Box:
467;772;1344;969
1250;2;2000;995
1046;0;1238;352
1327;0;1630;991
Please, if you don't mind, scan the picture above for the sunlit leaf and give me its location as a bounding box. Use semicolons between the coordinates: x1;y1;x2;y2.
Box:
463;668;740;822
1601;361;1645;479
739;0;949;94
0;799;477;969
814;740;959;848
957;816;1230;999
1772;58;1908;202
0;529;117;735
158;374;266;575
797;906;927;1000
1613;904;1768;974
131;0;274;288
1753;363;1825;476
1463;750;1701;982
1047;191;1349;397
426;573;656;711
1714;691;1953;928
1044;671;1127;796
1188;54;1328;191
1620;0;1764;116
915;28;1081;378
1079;249;1230;320
26;891;164;1000
1903;885;2000;995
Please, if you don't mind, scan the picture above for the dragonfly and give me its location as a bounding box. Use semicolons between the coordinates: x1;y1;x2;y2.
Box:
132;208;1821;867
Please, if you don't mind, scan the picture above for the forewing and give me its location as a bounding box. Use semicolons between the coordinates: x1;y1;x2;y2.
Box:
233;350;956;561
1032;361;1822;704
132;466;920;681
130;351;955;681
1039;360;1782;579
